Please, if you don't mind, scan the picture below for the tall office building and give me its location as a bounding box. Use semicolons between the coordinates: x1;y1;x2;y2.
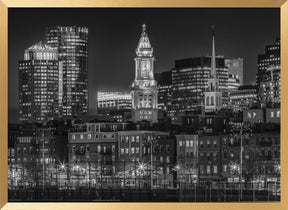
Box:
225;58;243;91
19;41;63;122
259;65;281;108
169;56;228;119
155;70;172;111
256;38;280;90
45;26;89;117
131;24;158;123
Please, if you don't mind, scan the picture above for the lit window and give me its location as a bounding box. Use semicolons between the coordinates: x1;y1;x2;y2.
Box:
207;165;211;174
271;112;274;118
190;140;193;147
213;165;218;174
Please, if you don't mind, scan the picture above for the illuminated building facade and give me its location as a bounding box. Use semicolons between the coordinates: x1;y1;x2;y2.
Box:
131;25;158;123
19;41;62;122
256;38;280;91
225;58;243;91
97;91;132;114
229;85;257;111
169;31;228;118
155;70;172;112
175;135;199;183
259;65;281;108
204;27;223;112
46;26;89;117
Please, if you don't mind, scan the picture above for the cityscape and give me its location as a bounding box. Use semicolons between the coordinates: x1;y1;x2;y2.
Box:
8;9;280;202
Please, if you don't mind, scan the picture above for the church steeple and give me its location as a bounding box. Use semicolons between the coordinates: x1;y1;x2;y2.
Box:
136;24;153;57
211;25;216;78
204;26;222;113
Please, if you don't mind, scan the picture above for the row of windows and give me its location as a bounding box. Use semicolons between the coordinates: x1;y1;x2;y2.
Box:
199;165;218;174
179;140;194;147
72;145;115;154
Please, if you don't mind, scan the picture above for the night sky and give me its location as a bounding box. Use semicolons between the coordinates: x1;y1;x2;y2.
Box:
8;8;280;123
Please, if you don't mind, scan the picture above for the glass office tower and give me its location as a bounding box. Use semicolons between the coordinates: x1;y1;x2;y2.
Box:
46;26;89;117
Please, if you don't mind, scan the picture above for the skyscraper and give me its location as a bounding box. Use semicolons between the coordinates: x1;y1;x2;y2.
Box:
256;38;280;90
45;26;89;117
155;70;172;112
259;64;281;108
131;24;158;123
225;58;243;91
204;26;223;112
19;41;62;122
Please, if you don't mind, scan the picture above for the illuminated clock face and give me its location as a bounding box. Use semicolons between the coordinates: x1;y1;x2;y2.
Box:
141;61;150;77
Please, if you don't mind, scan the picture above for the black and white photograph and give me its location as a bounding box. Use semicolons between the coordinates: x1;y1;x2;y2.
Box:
8;8;281;202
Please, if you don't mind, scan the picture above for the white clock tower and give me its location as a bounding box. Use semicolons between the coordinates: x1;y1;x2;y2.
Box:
131;24;158;123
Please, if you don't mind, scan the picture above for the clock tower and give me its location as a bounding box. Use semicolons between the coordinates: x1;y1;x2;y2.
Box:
131;24;158;123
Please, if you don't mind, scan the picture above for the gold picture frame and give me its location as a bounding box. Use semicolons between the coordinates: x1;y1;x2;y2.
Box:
0;0;287;209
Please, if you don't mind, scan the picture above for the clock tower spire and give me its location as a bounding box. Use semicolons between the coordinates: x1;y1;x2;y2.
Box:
131;24;158;123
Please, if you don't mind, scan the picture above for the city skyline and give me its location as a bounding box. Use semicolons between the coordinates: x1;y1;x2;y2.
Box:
8;8;281;202
8;8;280;122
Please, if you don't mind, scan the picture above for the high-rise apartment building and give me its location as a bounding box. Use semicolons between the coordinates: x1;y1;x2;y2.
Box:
19;41;62;122
131;24;158;123
45;26;89;117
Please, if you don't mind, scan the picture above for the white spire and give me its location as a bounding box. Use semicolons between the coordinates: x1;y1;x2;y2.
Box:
211;25;216;78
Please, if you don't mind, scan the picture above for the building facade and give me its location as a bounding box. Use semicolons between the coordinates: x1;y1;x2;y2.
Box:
220;132;280;187
256;38;280;91
131;24;158;123
97;91;132;115
259;65;281;108
198;135;221;182
19;41;62;122
46;26;89;117
229;85;257;111
182;114;229;135
175;135;199;183
225;58;244;91
155;70;172;112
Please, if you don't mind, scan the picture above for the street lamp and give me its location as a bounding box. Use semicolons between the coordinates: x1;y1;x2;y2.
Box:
137;162;147;188
231;122;252;200
142;134;158;189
